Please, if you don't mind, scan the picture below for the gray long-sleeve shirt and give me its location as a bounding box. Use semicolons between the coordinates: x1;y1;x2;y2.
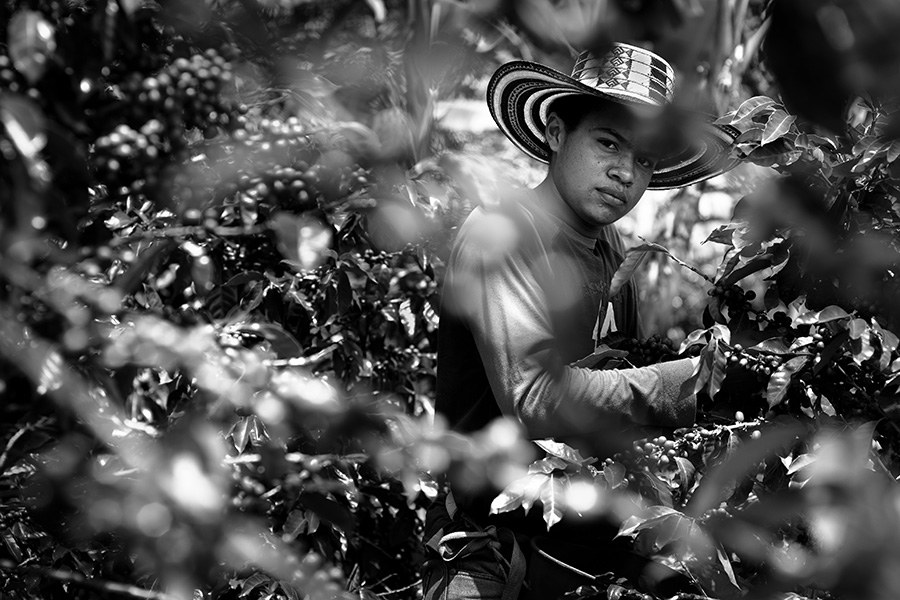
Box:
435;190;697;443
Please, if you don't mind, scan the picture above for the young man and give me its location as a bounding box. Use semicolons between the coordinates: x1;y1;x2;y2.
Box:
424;44;739;600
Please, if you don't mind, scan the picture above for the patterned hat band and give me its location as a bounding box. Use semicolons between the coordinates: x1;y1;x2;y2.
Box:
571;43;676;106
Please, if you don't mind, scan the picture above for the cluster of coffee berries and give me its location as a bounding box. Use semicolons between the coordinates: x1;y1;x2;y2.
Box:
360;248;394;264
724;344;784;379
214;159;370;216
218;166;314;215
604;424;758;473
92;120;169;193
766;310;792;328
232;117;314;159
0;506;28;530
602;433;688;475
211;230;283;279
296;162;370;205
709;283;756;314
117;49;237;138
392;268;434;295
614;335;677;367
256;117;312;142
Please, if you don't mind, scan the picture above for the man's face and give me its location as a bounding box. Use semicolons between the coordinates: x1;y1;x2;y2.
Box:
546;101;663;229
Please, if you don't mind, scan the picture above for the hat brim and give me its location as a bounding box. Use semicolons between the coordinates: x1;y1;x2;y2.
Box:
487;61;741;190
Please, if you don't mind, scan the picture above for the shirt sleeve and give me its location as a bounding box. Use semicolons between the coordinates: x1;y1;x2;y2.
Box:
443;208;697;440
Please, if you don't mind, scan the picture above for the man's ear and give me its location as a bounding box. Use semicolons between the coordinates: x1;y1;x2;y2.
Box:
545;112;565;153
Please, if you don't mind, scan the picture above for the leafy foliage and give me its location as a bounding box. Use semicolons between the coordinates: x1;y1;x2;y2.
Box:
6;0;900;600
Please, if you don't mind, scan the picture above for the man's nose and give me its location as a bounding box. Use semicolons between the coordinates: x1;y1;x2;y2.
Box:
608;157;635;185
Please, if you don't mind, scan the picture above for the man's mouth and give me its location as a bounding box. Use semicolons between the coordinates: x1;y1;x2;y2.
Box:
597;188;626;206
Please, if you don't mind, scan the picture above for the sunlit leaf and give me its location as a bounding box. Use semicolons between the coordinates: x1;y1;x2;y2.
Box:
872;320;899;352
720;252;777;286
707;342;727;399
747;139;801;167
734;127;764;145
786;453;816;475
640;471;673;508
608;248;651;297
679;343;713;401
853;140;890;172
282;510;310;539
422;299;439;330
603;462;627;489
247;415;268;447
491;476;528;515
239;573;271;597
848;318;868;339
540;474;567;530
528;456;567;474
717;545;739;589
710;324;731;343
632;512;693;556
725;96;777;128
399;298;415;338
888;140;900;163
852;327;876;364
610;242;710;297
678;328;708;357
762;110;797;145
794;305;850;325
766;356;809;408
704;223;740;246
674;457;695;492
751;338;791;354
522;473;549;515
533;440;590;466
616;506;680;538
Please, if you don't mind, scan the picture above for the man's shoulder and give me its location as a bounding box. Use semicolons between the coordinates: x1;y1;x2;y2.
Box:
453;188;549;253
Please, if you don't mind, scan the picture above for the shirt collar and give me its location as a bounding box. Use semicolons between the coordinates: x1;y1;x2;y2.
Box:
525;188;607;250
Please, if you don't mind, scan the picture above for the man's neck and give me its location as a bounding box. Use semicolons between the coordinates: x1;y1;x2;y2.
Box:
533;177;605;239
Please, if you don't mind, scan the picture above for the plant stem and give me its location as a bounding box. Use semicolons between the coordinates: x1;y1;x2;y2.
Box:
0;418;50;474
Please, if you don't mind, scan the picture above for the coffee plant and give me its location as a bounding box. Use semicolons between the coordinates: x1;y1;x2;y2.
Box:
0;0;540;599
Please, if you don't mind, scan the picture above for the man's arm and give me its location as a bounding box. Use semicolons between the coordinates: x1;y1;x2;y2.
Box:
444;209;697;440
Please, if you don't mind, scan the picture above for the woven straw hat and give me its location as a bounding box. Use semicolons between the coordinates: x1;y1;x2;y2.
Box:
487;43;740;190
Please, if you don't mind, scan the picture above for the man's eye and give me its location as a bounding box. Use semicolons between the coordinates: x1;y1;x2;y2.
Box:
637;157;656;169
597;139;617;150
